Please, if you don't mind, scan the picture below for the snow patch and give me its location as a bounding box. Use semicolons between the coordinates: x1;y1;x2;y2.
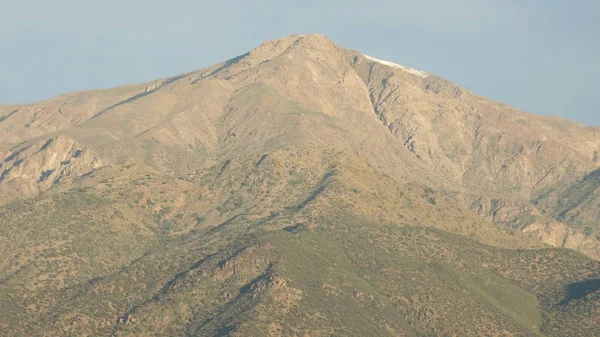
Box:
363;54;428;78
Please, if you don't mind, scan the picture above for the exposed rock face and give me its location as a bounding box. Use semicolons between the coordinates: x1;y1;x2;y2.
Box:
0;135;102;200
456;191;600;258
522;221;600;259
354;52;600;200
456;193;534;224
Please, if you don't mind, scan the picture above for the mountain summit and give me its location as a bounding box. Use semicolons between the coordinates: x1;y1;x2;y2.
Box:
1;35;600;336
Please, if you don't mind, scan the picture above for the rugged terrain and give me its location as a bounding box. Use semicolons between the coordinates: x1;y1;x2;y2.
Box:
1;34;599;336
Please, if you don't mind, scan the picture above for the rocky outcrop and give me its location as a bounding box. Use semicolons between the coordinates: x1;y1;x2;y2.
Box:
521;221;600;260
455;191;600;260
454;193;535;224
0;135;102;200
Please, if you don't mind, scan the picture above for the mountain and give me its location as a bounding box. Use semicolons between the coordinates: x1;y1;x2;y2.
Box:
1;34;599;336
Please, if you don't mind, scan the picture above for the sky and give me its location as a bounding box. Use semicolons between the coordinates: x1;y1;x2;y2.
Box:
1;0;598;125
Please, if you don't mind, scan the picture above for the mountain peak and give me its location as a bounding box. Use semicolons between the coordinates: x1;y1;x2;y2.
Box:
253;33;335;50
245;34;343;65
248;34;428;79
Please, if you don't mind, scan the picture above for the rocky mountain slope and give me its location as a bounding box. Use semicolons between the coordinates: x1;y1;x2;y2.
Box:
1;34;599;336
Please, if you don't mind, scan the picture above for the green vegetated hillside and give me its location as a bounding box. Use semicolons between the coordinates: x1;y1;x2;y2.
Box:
1;34;600;336
0;147;599;336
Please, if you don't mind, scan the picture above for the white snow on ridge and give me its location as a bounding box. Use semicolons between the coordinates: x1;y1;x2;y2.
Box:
363;54;428;78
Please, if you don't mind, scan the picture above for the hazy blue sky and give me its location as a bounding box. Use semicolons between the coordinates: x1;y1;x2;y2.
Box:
2;0;598;125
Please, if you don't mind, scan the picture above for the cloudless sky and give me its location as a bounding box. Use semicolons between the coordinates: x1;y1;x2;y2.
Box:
1;0;598;125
